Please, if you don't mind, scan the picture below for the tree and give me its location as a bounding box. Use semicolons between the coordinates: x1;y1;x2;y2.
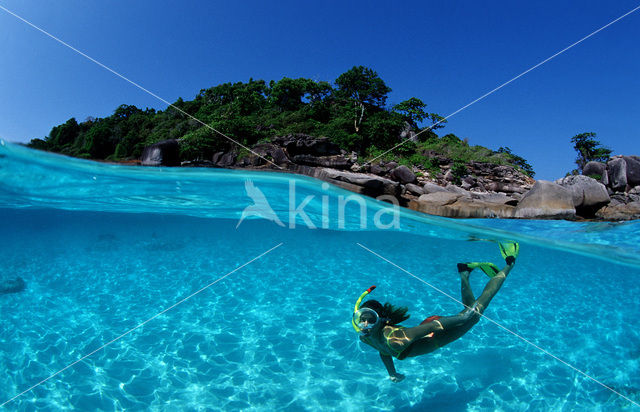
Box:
269;77;311;111
571;132;612;173
392;98;427;128
47;118;80;149
497;147;535;177
335;66;391;132
392;97;447;138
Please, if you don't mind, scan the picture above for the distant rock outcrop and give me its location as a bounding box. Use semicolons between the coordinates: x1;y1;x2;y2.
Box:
0;276;26;295
139;135;638;220
141;139;180;166
575;155;640;219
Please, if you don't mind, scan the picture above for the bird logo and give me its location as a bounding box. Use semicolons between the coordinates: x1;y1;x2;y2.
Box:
236;180;285;229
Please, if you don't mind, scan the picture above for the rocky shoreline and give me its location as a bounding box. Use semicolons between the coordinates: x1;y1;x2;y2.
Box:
140;135;640;221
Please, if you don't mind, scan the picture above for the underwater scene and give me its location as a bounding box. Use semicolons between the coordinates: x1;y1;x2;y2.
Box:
1;141;639;411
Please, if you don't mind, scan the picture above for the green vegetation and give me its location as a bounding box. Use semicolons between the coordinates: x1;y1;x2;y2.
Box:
570;132;612;174
28;66;534;177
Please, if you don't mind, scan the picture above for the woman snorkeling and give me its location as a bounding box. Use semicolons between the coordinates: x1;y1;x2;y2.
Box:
352;242;519;382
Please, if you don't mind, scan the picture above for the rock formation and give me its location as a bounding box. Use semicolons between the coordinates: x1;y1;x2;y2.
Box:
514;181;575;219
139;134;639;221
141;139;180;166
0;276;26;295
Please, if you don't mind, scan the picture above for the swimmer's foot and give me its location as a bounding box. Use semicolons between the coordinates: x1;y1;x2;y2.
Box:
457;263;472;273
499;242;520;265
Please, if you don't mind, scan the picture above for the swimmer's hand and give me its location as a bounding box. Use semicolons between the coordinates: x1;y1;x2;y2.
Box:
389;373;405;383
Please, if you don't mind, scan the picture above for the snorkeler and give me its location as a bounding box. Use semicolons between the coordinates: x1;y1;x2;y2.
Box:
352;242;519;382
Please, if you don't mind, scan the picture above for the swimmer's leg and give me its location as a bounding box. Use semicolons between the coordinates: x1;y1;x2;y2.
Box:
473;261;515;315
403;261;516;356
457;263;476;308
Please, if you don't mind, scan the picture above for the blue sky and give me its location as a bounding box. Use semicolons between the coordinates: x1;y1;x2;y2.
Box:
0;1;638;180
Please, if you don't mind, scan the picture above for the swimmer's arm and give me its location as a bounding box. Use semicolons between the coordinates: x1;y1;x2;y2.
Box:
380;353;404;382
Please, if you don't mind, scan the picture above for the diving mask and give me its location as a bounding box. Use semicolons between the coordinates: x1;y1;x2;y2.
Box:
353;307;380;334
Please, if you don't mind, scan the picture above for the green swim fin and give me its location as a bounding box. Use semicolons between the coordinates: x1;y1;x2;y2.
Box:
466;262;500;278
499;242;519;264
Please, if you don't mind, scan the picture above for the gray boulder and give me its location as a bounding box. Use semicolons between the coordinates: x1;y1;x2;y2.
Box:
314;168;401;197
413;192;514;218
607;157;627;191
461;176;476;190
141;139;180;166
623;156;640;188
216;152;236;167
390;165;417;184
423;183;448;194
470;192;519;206
485;181;527;194
555;175;610;217
515;180;576;219
445;184;471;197
272;134;341;157
405;183;425;196
369;163;386;176
0;276;25;294
582;161;609;185
596;201;640;220
292;154;351;169
418;191;461;206
272;148;291;165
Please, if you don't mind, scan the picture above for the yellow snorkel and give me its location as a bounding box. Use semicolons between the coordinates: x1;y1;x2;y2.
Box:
352;285;376;333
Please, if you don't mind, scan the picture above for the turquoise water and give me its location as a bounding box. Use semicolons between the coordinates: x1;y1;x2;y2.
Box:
1;141;639;410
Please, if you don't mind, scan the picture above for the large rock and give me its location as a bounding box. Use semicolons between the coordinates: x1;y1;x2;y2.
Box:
291;154;352;169
272;148;291;165
595;201;640;221
623;156;640;188
607;157;627;191
369;163;386;176
423;183;448;194
470;192;519;206
485;181;527;194
417;192;461;206
412;193;514;218
215;152;236;167
313;168;401;197
515;180;576;219
141;139;180;166
582;161;609;185
404;183;425;196
445;184;470;197
555;175;610;217
390;165;417;184
0;276;26;294
272;134;341;157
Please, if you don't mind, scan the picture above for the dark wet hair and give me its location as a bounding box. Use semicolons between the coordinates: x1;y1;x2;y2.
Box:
360;299;410;326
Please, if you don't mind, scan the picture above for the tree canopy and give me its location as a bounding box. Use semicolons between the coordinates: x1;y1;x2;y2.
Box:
27;65;535;177
570;132;612;173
